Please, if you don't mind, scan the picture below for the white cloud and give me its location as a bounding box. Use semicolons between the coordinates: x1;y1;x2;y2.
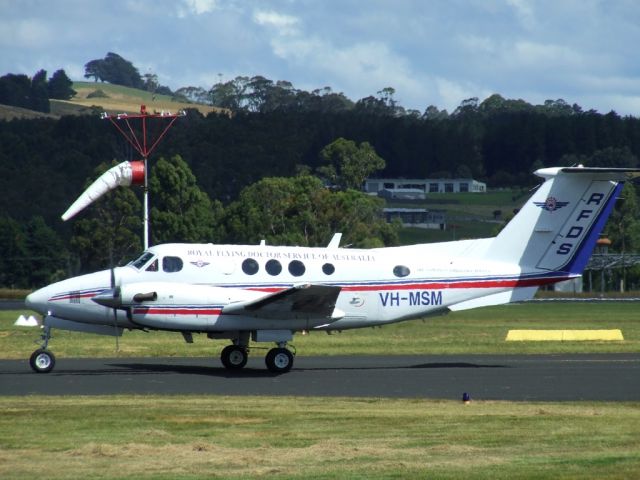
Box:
506;0;536;29
511;41;584;69
253;10;300;36
177;0;217;17
0;18;53;48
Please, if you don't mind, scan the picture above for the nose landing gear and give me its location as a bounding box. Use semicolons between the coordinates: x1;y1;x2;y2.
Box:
30;325;55;373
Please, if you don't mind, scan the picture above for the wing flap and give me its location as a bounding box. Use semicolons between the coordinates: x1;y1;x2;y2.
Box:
222;284;343;321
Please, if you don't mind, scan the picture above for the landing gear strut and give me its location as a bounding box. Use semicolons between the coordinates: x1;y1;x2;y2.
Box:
30;325;55;373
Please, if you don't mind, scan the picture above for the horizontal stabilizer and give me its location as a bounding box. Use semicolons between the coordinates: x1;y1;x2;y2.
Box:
223;284;343;320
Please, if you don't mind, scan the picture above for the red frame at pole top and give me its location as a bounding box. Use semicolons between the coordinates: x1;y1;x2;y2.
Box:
101;105;185;158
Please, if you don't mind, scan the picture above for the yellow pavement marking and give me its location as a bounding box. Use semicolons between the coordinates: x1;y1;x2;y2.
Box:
505;329;624;341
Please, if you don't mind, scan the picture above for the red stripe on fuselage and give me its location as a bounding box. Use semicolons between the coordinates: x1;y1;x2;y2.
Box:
132;307;223;315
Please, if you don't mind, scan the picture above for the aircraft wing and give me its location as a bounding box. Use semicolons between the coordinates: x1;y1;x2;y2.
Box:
222;284;343;320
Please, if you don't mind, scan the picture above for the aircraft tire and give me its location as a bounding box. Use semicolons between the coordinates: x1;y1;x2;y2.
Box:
29;349;56;373
221;345;248;370
265;348;294;373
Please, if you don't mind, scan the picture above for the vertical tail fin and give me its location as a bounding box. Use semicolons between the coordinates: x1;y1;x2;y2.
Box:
488;167;640;274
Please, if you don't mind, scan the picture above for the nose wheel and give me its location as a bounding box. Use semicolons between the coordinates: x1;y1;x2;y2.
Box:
30;348;56;373
30;325;55;373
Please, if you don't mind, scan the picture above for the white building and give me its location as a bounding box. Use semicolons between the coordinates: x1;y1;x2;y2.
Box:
365;178;487;195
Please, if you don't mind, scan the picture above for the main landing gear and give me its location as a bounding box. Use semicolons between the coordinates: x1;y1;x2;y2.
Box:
30;325;56;373
220;340;295;374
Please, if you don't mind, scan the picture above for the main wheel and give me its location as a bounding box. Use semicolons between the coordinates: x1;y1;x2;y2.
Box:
265;348;294;373
221;345;248;370
30;349;56;373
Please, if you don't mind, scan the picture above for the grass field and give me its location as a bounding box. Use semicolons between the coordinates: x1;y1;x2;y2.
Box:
1;396;639;479
3;302;639;359
2;302;639;479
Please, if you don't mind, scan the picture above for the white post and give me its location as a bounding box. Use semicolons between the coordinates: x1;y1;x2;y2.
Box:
143;156;149;250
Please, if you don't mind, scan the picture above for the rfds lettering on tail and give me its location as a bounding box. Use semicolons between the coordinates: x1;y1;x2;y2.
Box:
536;180;620;272
24;166;640;374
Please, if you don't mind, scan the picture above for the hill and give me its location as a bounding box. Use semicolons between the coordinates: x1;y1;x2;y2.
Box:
1;82;228;120
0;103;58;120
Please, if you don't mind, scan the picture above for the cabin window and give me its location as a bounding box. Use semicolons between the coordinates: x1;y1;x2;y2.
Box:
242;258;259;275
162;256;183;273
131;252;155;270
288;260;306;277
393;265;410;277
145;259;159;272
265;259;282;276
322;263;335;275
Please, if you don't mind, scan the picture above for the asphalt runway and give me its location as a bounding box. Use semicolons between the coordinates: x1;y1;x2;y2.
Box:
1;354;639;401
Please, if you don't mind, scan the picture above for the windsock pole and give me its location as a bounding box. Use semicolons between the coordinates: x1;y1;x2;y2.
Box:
99;106;186;249
143;154;149;249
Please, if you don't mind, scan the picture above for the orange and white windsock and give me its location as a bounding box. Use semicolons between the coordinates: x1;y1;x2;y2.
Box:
61;160;145;221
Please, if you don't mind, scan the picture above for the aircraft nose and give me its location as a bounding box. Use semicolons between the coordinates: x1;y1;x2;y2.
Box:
25;288;49;314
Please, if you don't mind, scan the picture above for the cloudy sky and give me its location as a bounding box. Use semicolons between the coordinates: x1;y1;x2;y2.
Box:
1;0;639;115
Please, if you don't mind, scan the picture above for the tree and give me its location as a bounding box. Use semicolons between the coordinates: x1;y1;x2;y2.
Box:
84;59;104;82
0;73;31;108
149;155;223;244
83;52;143;89
23;216;68;287
222;175;398;247
142;72;159;93
209;76;249;110
30;69;50;113
70;161;143;272
318;138;386;190
48;69;76;100
0;215;67;288
0;216;29;287
588;146;638;168
174;86;209;104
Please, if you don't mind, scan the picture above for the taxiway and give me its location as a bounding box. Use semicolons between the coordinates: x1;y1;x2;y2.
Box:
1;354;638;401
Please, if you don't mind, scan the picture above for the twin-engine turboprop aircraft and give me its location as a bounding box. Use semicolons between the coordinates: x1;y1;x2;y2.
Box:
25;166;640;373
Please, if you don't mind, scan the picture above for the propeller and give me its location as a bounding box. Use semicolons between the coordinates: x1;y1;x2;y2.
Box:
92;252;122;351
109;254;120;352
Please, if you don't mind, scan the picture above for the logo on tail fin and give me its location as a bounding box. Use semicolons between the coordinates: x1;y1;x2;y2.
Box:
534;197;569;212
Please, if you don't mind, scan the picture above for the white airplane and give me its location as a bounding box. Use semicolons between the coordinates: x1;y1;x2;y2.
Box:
25;166;639;374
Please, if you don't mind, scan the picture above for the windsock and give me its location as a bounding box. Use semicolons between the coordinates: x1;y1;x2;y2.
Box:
61;160;145;221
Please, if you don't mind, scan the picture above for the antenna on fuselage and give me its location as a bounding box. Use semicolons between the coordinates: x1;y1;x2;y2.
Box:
327;233;342;249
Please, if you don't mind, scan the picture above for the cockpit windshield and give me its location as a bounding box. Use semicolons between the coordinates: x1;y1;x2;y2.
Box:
130;252;155;270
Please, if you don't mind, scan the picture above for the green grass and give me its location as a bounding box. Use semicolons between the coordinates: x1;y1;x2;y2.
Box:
1;396;639;479
3;302;640;360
